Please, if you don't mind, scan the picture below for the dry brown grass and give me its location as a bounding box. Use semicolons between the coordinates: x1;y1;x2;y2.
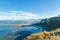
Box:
23;28;60;40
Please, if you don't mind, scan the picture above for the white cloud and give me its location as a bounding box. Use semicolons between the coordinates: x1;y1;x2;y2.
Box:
0;11;40;20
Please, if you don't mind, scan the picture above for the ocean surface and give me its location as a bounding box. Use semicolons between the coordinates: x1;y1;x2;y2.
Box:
0;26;42;40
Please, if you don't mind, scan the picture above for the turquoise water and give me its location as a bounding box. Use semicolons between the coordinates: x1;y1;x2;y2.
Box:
0;26;42;40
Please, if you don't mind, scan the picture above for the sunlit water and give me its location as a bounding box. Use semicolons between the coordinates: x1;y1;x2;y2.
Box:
0;26;42;40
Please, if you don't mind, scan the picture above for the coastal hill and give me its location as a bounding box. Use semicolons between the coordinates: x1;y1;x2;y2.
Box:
32;15;60;31
23;15;60;40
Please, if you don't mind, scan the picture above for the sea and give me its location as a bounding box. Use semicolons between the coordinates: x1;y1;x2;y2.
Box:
0;20;42;40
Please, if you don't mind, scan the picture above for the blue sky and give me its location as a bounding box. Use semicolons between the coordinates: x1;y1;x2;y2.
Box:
0;0;60;20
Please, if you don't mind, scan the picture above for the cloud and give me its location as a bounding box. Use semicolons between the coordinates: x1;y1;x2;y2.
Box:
0;11;40;20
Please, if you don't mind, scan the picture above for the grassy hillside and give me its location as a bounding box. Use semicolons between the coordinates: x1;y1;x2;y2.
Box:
23;28;60;40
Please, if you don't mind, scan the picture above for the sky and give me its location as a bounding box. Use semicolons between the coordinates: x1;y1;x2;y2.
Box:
0;0;60;20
